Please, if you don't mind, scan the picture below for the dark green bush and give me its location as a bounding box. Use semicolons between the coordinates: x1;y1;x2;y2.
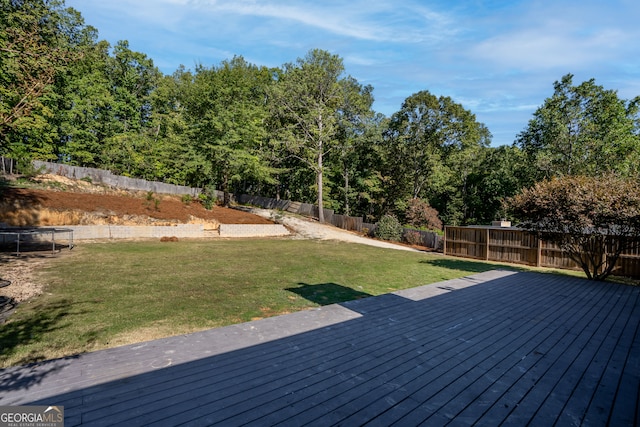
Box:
375;215;403;241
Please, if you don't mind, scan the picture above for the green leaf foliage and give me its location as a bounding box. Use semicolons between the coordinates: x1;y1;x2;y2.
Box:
184;56;274;205
375;214;404;242
516;74;640;182
507;174;640;280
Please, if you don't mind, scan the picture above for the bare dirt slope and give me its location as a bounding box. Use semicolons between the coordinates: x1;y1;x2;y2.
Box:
0;174;273;227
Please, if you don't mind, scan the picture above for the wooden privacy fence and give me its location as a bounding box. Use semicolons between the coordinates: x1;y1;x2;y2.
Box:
444;226;640;278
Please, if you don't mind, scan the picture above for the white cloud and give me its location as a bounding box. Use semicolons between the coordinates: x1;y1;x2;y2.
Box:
466;0;639;72
471;26;627;70
180;0;454;43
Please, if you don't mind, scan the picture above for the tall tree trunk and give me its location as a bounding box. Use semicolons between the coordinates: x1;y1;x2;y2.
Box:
317;146;324;223
317;116;325;223
222;172;231;207
344;167;350;216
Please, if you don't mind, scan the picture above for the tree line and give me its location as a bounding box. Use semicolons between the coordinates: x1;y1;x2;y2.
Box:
2;0;640;230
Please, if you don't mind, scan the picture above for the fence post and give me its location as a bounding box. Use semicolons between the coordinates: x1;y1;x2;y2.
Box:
485;228;490;261
443;226;448;255
537;234;542;267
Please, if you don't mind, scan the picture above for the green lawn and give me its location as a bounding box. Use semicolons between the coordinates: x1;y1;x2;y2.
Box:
1;239;504;367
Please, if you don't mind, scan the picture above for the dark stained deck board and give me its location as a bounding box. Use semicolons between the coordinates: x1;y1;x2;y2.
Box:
577;288;640;426
606;309;640;427
498;283;636;426
289;273;590;426
403;282;615;426
450;280;617;426
80;276;532;422
115;276;534;426
351;272;612;426
530;285;640;426
1;270;638;426
459;277;630;426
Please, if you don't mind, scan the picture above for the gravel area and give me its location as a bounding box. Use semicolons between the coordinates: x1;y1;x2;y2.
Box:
0;254;48;308
247;208;421;252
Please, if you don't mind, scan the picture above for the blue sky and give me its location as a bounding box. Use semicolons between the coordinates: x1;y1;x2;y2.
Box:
64;0;639;147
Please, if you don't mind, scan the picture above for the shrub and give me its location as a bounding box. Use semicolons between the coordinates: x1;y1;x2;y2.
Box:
403;230;423;246
145;191;160;210
181;194;192;205
405;198;443;231
199;185;217;210
375;215;403;241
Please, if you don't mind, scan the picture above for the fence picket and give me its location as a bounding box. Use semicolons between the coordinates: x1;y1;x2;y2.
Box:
445;226;640;279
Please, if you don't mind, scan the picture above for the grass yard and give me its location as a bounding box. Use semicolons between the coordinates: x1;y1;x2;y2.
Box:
1;239;504;367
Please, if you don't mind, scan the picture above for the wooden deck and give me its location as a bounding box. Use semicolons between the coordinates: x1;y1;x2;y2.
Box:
1;270;638;426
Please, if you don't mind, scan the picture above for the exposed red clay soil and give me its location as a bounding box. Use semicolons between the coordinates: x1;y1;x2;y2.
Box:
0;175;273;226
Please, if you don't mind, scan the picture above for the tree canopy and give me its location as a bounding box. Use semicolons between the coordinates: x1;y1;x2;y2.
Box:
382;90;491;225
507;175;640;280
3;1;640;233
516;74;640;183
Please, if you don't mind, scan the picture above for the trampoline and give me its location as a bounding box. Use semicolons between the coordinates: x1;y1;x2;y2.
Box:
0;227;74;255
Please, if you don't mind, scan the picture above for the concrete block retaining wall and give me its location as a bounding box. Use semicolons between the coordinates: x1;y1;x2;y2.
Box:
66;224;206;240
64;224;289;240
218;224;289;238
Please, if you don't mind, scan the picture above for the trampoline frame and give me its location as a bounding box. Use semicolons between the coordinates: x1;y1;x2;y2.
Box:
0;227;74;255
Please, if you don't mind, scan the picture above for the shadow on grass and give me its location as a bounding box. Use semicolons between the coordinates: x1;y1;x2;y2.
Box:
286;282;373;306
0;298;81;390
420;257;523;273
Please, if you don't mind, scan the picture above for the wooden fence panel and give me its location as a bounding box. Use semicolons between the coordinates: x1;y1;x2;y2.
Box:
614;239;640;277
445;227;488;260
333;214;363;232
487;229;538;265
540;240;580;270
445;226;640;279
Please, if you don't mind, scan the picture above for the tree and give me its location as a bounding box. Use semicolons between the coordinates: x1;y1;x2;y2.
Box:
507;174;640;281
269;49;355;223
467;145;529;223
185;56;275;205
0;0;80;155
54;38;114;166
143;69;207;186
516;74;640;183
382;90;491;224
330;76;375;216
405;198;442;231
